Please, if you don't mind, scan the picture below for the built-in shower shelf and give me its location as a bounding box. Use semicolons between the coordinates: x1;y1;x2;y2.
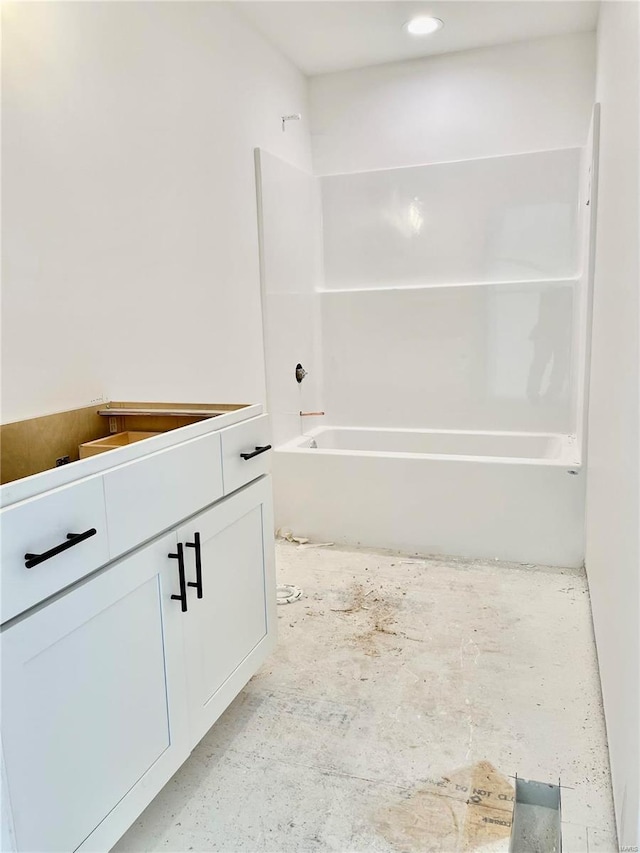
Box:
317;277;579;295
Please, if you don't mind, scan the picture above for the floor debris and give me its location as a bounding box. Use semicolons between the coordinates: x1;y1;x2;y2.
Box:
276;527;309;544
276;583;303;604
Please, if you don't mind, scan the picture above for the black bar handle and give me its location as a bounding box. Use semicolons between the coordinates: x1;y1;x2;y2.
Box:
185;532;203;599
169;543;188;612
25;528;97;569
240;444;272;461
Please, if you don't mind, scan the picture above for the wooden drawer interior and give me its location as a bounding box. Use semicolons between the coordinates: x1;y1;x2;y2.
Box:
79;432;161;459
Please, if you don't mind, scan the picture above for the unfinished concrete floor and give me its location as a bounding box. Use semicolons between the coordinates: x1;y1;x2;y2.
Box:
114;541;616;853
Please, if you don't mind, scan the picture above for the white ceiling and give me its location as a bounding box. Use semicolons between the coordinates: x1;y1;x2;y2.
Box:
236;1;599;76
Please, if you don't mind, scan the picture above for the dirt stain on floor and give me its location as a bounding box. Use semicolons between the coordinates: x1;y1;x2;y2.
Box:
332;582;402;658
353;596;400;657
374;761;514;852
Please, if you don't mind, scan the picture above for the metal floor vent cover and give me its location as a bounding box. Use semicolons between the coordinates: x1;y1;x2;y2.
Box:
509;776;562;853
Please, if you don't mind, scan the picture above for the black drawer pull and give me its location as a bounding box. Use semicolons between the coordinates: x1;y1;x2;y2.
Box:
240;444;272;460
185;532;203;599
24;528;97;569
169;543;188;612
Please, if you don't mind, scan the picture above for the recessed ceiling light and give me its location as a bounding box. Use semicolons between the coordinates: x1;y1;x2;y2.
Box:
405;16;444;36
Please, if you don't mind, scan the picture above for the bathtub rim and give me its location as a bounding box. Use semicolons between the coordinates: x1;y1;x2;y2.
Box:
276;426;581;469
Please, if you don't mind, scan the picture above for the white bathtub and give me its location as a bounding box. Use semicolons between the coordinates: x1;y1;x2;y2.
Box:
273;427;585;567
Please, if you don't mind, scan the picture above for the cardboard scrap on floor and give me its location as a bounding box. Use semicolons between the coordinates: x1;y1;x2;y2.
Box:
374;761;514;853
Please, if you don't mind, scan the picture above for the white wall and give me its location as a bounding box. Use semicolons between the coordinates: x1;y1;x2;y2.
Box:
310;32;595;175
586;2;640;848
1;1;311;424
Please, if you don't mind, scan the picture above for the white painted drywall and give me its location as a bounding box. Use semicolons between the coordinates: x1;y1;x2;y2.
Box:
255;150;324;446
310;32;595;175
238;1;599;77
1;2;311;424
585;2;640;848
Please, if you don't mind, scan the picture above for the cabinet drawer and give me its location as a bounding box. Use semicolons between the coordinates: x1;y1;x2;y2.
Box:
220;415;271;495
104;430;223;558
0;476;109;624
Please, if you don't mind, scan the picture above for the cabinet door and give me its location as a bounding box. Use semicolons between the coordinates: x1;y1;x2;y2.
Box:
0;533;190;853
178;476;276;746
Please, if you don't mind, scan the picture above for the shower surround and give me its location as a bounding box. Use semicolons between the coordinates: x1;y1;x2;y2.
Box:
256;130;596;565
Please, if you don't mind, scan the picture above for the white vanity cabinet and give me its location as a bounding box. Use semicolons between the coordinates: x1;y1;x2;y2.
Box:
0;409;276;853
0;532;190;853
